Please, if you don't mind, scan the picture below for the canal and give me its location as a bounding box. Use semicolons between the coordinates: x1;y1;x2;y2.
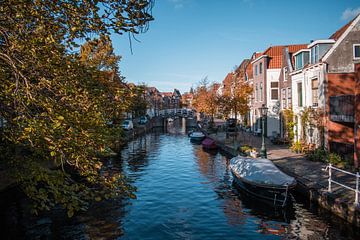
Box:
2;119;360;239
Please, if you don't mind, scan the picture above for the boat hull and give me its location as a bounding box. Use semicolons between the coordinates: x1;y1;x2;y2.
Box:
231;169;294;207
189;132;205;142
190;136;205;142
201;138;217;149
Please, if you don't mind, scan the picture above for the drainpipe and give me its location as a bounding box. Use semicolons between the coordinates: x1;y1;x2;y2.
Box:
323;64;328;151
355;64;360;169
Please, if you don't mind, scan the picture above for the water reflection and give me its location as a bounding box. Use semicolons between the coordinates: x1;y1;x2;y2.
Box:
2;122;359;239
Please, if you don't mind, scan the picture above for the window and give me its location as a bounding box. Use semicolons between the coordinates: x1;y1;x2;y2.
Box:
259;62;263;74
282;88;286;109
283;67;288;81
312;78;319;107
270;82;279;100
255;83;258;101
295;53;303;70
311;45;319;64
260;82;263;101
255;65;258;75
354;44;360;59
287;88;292;108
297;82;303;107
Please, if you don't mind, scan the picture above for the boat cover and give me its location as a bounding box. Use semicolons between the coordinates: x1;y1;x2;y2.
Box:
230;156;296;186
190;132;205;138
202;137;216;148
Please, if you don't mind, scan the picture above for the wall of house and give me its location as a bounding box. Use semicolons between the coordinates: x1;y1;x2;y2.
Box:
252;58;267;131
326;72;356;162
291;64;326;143
266;69;281;136
327;21;360;73
356;64;360;168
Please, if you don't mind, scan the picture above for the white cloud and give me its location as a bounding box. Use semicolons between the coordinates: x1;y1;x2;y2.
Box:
169;0;184;9
341;7;360;21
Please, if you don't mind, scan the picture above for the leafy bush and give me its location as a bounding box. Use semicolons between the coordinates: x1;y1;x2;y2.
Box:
290;141;303;153
307;148;328;162
239;145;257;157
327;153;344;168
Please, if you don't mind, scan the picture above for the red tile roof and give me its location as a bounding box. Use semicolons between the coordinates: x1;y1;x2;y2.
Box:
222;72;234;87
288;44;308;53
259;44;309;69
288;44;308;67
246;62;253;79
161;92;173;97
329;16;357;40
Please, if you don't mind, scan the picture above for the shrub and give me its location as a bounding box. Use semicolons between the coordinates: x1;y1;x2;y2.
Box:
306;148;328;162
327;153;344;168
290;141;303;153
239;145;256;156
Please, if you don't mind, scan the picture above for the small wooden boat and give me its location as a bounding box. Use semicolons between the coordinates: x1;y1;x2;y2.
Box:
189;131;205;142
230;156;296;207
201;137;217;149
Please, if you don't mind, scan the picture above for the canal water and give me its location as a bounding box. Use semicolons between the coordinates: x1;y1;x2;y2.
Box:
2;120;360;239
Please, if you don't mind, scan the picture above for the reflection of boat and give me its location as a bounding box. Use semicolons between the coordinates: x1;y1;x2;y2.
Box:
230;156;296;207
189;131;205;142
201;137;217;149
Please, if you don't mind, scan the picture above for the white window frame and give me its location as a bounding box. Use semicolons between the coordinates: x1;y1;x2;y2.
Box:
353;44;360;60
270;81;279;100
283;67;288;81
295;53;303;70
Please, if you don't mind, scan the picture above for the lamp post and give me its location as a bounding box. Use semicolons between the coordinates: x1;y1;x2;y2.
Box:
259;104;268;158
309;123;314;144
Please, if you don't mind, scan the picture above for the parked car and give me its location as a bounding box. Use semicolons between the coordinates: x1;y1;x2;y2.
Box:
138;116;148;125
122;119;134;130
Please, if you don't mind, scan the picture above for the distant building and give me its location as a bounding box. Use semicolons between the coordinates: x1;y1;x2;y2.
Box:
182;92;194;108
160;89;182;110
145;87;161;117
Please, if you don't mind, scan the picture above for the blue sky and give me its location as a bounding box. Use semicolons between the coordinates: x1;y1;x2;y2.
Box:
111;0;360;93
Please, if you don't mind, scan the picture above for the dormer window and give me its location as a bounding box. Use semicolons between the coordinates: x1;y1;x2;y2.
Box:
354;44;360;60
294;50;310;70
308;40;335;64
311;45;319;64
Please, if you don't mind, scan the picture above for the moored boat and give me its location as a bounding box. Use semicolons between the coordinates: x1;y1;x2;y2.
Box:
201;137;217;149
230;156;296;207
189;131;205;142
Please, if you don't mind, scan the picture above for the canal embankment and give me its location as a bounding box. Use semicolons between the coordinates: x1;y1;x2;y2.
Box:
206;130;360;228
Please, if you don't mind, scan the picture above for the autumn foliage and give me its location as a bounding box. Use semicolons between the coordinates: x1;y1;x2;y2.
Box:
0;0;153;216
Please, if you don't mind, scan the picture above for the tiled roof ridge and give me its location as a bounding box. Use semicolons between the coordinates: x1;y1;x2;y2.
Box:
329;14;358;40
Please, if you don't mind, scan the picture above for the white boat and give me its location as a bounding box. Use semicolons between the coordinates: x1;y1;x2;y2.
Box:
230;156;296;206
189;131;205;141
